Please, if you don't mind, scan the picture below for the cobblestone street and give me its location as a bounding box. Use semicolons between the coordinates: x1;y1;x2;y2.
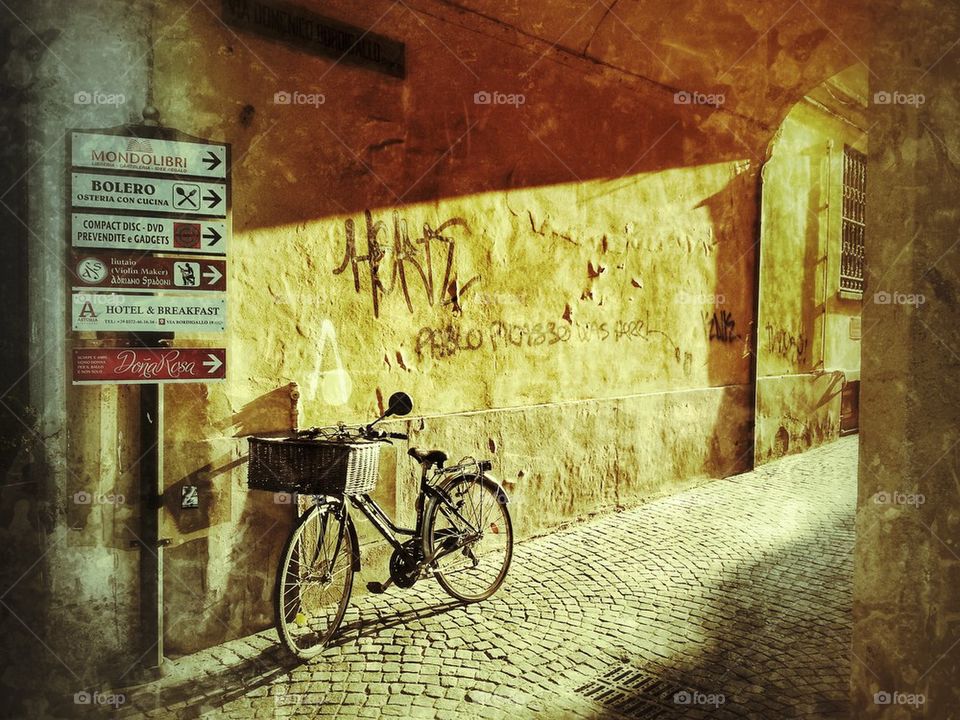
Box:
113;437;857;720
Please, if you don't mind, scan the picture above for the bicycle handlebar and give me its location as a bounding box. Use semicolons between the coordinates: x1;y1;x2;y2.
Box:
361;429;409;441
295;425;408;442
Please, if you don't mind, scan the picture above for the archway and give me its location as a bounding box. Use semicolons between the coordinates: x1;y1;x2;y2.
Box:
754;64;868;465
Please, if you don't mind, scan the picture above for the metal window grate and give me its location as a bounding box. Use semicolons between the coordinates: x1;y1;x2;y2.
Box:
840;145;866;294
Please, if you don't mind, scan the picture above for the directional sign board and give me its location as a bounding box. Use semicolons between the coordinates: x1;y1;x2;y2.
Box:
72;293;226;333
69;126;230;384
71;132;227;179
72;173;227;217
73;347;226;385
72;213;226;255
72;251;226;292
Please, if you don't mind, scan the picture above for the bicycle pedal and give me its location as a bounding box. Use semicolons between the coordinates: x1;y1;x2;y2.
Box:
366;581;387;594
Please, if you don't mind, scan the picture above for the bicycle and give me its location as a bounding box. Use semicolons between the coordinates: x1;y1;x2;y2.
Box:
247;392;513;660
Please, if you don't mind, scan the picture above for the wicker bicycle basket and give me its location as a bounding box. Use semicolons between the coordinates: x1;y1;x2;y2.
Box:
247;437;381;496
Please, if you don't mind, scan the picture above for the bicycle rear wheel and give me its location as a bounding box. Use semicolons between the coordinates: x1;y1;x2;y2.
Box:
423;474;513;602
275;500;354;659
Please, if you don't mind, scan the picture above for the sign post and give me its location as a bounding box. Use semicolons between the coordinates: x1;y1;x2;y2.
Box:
68;124;230;382
68;122;232;675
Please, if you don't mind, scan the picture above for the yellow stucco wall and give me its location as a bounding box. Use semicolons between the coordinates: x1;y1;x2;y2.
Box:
755;77;865;461
137;0;762;653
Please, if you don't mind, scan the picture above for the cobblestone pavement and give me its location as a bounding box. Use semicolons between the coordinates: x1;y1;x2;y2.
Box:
110;437;857;720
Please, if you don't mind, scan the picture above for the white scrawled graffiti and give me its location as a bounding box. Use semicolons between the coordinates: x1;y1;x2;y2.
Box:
303;319;352;406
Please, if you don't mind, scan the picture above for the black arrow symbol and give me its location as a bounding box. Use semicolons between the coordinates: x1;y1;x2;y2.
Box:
203;189;222;208
202;227;222;245
202;150;222;172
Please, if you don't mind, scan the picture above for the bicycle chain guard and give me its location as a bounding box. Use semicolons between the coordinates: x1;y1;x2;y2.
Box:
389;542;420;588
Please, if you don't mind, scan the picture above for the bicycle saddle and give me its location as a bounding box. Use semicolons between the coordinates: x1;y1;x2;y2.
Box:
408;447;448;468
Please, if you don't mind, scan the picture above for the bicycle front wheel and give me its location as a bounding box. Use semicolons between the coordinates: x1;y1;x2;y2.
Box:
423;474;513;602
275;500;354;659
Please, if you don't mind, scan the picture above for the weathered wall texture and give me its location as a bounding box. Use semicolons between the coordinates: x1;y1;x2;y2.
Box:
153;0;767;655
3;0;871;709
0;0;150;713
755;73;865;462
852;0;960;716
145;0;868;656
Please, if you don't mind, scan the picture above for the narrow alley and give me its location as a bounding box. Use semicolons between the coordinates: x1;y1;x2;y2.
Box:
111;437;857;720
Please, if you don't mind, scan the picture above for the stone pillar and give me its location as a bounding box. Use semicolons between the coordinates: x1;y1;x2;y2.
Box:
0;0;151;713
852;0;960;716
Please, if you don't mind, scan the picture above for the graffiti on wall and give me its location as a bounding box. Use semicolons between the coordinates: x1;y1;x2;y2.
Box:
414;315;688;369
334;209;480;318
764;323;809;363
304;319;352;405
703;310;741;343
414;320;570;359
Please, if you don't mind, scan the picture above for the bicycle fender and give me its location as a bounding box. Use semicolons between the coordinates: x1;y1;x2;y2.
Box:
481;472;510;505
346;513;362;571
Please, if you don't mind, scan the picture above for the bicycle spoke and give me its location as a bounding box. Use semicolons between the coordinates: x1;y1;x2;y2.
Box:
427;476;513;602
276;503;354;658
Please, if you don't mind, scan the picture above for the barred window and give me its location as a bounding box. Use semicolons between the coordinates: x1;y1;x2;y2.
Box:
840;145;866;295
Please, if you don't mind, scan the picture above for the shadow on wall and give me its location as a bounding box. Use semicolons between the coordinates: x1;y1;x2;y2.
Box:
148;1;867;658
695;166;761;478
166;383;301;534
163;385;302;656
162;497;292;657
762;370;845;464
156;0;870;232
215;383;301;437
812;371;845;410
752;70;867;464
695;162;758;380
165;453;246;536
801;143;828;376
158;158;770;655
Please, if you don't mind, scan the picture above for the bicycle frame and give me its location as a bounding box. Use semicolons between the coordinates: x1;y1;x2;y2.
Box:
343;462;484;569
270;392;515;661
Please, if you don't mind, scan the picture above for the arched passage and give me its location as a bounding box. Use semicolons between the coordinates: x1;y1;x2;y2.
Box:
754;64;868;464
